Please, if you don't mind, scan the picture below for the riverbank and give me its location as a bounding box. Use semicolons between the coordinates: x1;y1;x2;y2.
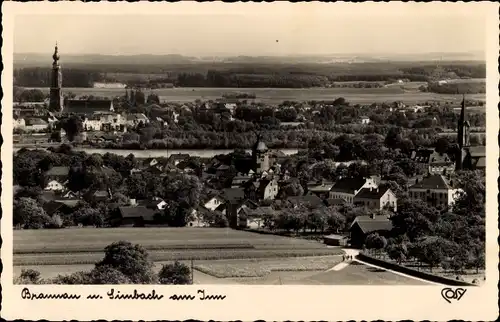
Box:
13;146;300;158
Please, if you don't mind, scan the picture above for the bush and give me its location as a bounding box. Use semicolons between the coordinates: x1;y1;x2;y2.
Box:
15;269;43;284
158;261;192;285
95;241;156;284
51;271;93;284
88;265;132;284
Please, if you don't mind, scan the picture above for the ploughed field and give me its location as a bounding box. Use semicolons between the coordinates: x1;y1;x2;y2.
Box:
14;227;343;266
25;87;486;104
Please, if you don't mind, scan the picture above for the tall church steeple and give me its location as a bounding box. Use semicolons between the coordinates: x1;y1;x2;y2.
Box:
49;43;64;112
457;94;470;149
456;94;470;170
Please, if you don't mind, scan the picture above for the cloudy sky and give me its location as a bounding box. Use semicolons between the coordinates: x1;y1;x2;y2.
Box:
13;3;488;56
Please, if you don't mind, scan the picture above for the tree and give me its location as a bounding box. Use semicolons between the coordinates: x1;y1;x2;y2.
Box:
161;173;202;209
417;237;456;272
95;241;156;284
365;233;387;257
16;269;43;284
325;207;346;233
88;265;132;284
386;242;408;264
158;261;192;285
61;116;83;142
14;197;51;229
390;199;438;241
147;93;160;104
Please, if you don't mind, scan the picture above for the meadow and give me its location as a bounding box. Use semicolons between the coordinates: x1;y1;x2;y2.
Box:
25;86;486;104
13;227;343;266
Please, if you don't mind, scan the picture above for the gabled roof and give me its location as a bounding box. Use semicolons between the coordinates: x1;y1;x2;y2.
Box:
350;215;393;234
354;186;392;200
223;188;245;202
118;206;156;221
250;206;275;217
468;146;485;158
409;174;452;190
25;118;48;126
45;166;70;177
308;183;334;193
287;194;324;208
330;177;369;193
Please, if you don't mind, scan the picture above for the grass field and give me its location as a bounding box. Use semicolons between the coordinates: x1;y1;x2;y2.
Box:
14;227;343;266
25;87;486;104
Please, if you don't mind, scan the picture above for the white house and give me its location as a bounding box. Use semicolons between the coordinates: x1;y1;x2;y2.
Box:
360;116;371;124
13;117;26;129
409;174;463;208
44;180;66;192
329;177;379;204
204;196;225;211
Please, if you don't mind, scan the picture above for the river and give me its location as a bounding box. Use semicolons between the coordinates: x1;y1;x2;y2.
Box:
13;146;300;158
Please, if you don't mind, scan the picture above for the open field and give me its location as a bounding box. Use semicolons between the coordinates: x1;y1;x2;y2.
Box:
23;87;486;104
14;227;343;266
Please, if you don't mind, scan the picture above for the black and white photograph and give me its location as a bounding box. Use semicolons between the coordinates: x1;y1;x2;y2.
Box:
1;2;498;321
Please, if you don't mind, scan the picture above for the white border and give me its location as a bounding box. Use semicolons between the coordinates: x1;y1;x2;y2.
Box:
1;2;499;320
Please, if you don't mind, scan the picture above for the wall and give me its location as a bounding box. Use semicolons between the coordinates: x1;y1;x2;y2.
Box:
357;253;476;287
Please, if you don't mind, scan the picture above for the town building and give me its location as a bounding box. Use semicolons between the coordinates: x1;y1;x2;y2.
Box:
329;177;379;204
349;214;393;248
411;148;455;175
353;186;397;211
13;117;26;130
360;116;371;124
408;174;462;208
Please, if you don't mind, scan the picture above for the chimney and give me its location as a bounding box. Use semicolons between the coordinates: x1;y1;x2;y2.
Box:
370;213;376;219
129;198;136;206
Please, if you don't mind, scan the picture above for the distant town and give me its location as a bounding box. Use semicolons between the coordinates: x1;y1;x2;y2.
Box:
13;45;486;286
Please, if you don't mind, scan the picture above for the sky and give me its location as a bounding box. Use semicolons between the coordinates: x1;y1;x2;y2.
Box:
13;4;488;57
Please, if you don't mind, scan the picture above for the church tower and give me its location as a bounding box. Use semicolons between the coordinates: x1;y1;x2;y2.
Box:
49;43;64;112
252;133;270;174
456;94;470;170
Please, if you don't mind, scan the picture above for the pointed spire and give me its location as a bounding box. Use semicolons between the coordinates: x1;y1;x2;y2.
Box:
52;42;60;63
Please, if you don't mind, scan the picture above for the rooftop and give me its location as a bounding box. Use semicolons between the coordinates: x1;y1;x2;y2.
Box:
410;174;453;190
354;186;391;200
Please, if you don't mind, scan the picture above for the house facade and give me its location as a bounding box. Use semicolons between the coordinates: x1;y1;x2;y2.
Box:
409;174;462;208
353;187;397;211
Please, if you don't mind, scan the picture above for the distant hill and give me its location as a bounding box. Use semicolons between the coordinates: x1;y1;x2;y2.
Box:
14;51;485;68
